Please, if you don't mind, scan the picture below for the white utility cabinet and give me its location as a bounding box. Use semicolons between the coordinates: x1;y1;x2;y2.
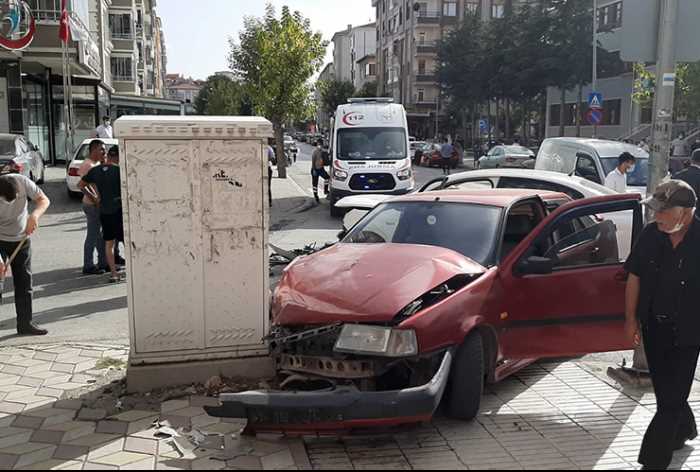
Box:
115;116;272;365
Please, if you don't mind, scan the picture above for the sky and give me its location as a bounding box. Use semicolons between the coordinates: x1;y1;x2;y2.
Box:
158;0;376;80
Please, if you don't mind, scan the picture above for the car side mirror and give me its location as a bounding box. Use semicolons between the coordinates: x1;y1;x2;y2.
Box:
516;256;555;276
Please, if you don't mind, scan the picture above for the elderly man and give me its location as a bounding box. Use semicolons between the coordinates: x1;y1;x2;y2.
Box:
624;180;700;470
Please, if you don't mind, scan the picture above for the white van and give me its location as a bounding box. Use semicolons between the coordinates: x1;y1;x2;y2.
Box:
535;138;650;194
328;98;415;216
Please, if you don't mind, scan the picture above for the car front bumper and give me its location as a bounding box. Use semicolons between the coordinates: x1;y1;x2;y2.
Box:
204;349;453;434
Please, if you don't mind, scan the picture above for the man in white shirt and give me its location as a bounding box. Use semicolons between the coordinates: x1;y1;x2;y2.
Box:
605;152;636;193
95;116;113;139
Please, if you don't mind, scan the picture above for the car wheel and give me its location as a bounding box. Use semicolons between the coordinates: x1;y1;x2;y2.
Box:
445;331;484;421
36;164;45;185
330;202;344;218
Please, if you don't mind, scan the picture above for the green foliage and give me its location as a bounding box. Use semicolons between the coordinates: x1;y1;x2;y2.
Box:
319;79;355;113
194;75;248;116
355;81;383;98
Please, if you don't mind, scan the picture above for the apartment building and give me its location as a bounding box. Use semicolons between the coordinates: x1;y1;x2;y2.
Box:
315;62;335;132
165;74;204;114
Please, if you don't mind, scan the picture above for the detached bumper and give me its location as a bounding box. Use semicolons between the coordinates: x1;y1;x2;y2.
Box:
204;350;453;432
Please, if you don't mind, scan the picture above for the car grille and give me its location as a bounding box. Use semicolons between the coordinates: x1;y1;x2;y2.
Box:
349;173;396;191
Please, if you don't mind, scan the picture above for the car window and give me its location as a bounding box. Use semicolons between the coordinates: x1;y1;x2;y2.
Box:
497;177;585;200
445;178;495;190
16;138;27;154
73;144;91;162
575;155;601;184
501;201;544;260
344;201;503;266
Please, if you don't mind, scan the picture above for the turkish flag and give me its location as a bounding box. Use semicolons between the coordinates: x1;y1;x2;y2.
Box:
59;0;70;43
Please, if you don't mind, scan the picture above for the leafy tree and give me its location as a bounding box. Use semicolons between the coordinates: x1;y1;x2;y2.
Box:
229;4;326;178
194;75;249;116
319;79;355;113
355;81;384;98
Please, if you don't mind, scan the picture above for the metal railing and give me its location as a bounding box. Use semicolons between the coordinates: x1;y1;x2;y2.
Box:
111;31;135;40
31;9;61;22
113;75;135;82
416;10;441;19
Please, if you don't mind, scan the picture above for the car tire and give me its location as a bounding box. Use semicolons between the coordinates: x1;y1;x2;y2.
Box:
36;165;45;185
446;331;484;421
330;202;344;218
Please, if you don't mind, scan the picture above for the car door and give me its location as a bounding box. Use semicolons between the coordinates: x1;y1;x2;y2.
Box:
491;194;643;359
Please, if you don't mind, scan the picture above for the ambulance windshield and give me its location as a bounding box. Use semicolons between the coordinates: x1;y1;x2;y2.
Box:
337;127;407;160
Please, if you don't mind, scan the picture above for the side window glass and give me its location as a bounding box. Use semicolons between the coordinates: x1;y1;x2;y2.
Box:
538;211;626;270
501;203;540;260
575;155;601;184
16;139;27;154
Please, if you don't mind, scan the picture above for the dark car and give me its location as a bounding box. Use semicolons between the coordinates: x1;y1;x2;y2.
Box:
422;143;461;169
0;134;46;184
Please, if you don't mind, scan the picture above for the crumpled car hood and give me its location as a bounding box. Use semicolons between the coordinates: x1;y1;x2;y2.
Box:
272;243;486;325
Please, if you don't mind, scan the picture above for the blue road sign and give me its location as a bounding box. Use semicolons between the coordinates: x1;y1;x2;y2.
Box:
479;119;488;133
587;109;603;126
588;92;604;109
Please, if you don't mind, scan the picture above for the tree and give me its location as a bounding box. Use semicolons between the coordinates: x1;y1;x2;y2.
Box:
355;81;383;98
194;75;249;116
319;79;355;113
229;4;326;178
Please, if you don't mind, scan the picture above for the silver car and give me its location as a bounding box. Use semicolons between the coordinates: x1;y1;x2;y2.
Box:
0;134;46;184
477;145;535;169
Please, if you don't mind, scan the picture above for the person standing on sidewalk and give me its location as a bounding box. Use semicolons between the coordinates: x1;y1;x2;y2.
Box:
95;116;113;139
80;146;124;283
0;174;50;335
311;140;330;203
79;140;107;275
440;139;454;175
624;180;700;470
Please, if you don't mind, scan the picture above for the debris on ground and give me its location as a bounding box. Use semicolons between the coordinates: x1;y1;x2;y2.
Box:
95;357;127;370
269;242;334;267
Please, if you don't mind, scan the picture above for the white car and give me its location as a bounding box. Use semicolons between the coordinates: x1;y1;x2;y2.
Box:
66;138;119;198
336;168;637;258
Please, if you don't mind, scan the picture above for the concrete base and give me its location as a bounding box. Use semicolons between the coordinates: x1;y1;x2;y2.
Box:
126;355;275;394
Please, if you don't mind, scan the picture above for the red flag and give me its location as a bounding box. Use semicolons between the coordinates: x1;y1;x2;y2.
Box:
59;0;70;43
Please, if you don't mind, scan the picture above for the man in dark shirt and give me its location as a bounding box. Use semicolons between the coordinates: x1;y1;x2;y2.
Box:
624;180;700;470
674;149;700;210
79;146;123;283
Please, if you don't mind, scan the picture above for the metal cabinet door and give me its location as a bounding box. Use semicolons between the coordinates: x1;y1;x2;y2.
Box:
197;139;267;349
124;140;206;354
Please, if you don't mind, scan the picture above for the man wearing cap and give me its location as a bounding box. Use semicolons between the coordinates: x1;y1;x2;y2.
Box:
674;149;700;209
624;180;700;470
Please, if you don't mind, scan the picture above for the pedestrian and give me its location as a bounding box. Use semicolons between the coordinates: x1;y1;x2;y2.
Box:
79;146;124;283
604;152;636;193
672;133;688;157
267;141;275;207
79;140;108;275
439;139;454;175
0;174;50;335
639;138;650;153
95;116;113;139
311;140;330;204
674;149;700;209
624;180;700;470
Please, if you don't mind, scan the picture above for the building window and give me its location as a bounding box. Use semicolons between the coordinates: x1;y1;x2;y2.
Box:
418;60;426;75
443;1;457;16
598;2;623;30
465;1;479;14
111;57;134;81
406;1;411;20
492;4;505;18
418;88;425;102
26;0;62;21
603;99;622;125
110;13;133;39
367;63;377;77
419;32;426;44
550;104;561;127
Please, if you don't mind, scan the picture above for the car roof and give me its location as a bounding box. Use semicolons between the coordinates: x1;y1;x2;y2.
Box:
543;137;648;157
78;138;119;146
444;168;615;195
389;188;569;208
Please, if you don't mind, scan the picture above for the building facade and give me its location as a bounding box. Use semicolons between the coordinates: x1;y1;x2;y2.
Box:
165;74;204;114
0;0;175;164
315;62;335;133
374;0;533;139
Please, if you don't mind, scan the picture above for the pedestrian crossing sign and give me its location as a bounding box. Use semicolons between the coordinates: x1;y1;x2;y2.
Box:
588;92;603;109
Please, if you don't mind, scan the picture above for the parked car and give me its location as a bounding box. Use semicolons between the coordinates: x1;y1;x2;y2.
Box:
205;189;641;431
0;134;46;184
535;138;649;194
66;138;119;198
335;168;637;258
283;134;298;160
477;145;535;169
421;143;461;169
410;141;427;165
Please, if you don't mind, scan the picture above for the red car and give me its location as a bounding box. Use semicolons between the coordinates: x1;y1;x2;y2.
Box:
421;143;462;169
206;189;642;433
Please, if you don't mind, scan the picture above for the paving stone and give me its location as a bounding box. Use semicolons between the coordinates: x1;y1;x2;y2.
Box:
0;441;53;455
161;400;189;414
120;457;156;470
87;438;126;461
0;401;25;414
36;387;64;399
189;396;220;408
83;462;118;470
123;437;157;455
13;444;56;469
192;456;225;470
17;377;44;388
0;413;15;427
1;365;27;375
33;352;58;363
261;449;296;469
13;415;45;429
226;456;263;470
53;443;90;461
16;458;69;470
53;460;85;470
0;452;18;469
156;458;192;470
79;350;103;359
52;400;83;411
169;406;205;418
77;408;107;421
0;429;33;449
30;429;65;445
65;433;120;448
110;410;157;422
95;420;128;435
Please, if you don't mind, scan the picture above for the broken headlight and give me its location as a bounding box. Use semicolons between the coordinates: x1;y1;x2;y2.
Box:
334;325;418;357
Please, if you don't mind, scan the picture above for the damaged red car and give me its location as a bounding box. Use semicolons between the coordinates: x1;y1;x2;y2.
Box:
205;189;643;433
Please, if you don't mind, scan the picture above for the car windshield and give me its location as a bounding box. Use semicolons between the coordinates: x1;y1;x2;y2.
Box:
600;157;649;188
343;201;502;266
337;127;407;160
0;138;15;156
504;145;532;155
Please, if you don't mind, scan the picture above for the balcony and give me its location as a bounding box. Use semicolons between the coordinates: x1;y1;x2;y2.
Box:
415;41;438;54
416;10;440;24
415;74;437;83
111;31;135;40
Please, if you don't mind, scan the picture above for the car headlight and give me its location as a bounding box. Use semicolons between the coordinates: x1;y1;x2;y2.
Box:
334;169;348;181
397;168;412;181
334;325;418;357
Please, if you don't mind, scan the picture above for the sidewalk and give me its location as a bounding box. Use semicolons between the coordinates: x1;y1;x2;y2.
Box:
3;342;700;469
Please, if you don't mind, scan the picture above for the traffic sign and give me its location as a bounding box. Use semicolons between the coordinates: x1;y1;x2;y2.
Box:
587;109;603;126
588;93;603;110
479;119;488;133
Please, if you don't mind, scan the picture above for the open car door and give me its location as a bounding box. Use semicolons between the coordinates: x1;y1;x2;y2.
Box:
492;194;643;359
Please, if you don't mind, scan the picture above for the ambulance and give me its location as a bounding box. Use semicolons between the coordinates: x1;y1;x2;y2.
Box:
328;98;415;217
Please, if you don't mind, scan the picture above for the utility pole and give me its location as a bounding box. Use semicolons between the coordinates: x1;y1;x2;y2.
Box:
592;0;598;138
648;0;679;196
